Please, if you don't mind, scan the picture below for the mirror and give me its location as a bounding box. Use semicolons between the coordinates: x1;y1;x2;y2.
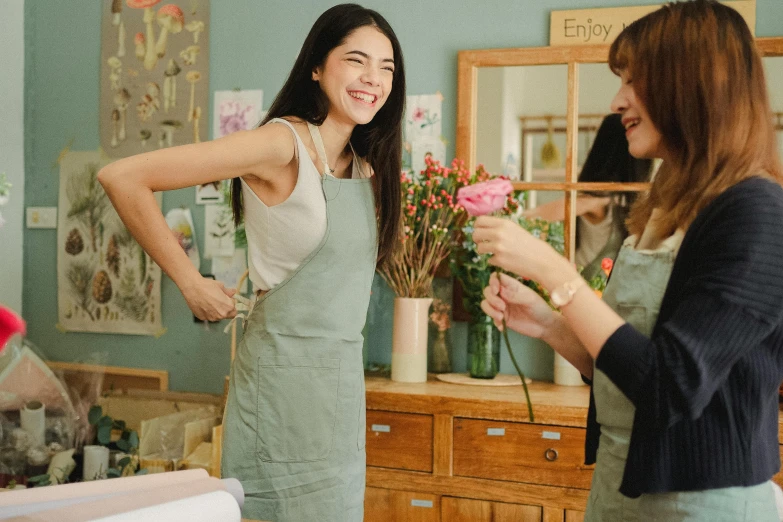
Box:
460;38;783;261
476;65;568;182
765;56;783;156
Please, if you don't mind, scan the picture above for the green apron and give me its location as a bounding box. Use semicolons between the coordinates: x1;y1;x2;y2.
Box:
584;234;778;522
222;120;377;521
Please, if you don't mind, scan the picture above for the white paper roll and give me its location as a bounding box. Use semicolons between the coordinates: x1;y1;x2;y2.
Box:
20;401;45;447
220;478;244;509
92;490;241;522
83;445;110;481
553;352;586;386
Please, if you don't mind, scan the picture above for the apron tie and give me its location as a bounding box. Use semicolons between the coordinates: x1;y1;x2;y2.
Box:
223;293;255;334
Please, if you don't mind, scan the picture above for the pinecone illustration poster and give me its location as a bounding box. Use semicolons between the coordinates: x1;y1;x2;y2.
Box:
57;151;163;335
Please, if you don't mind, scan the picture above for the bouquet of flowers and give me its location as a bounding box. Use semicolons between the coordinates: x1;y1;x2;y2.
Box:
377;156;472;298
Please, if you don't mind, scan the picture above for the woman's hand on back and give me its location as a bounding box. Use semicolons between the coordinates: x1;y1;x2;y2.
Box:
181;277;238;321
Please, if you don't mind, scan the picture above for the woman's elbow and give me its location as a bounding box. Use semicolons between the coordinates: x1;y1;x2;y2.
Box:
97;164;117;191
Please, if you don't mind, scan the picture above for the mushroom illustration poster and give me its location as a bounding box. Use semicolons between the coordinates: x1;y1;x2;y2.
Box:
100;0;210;158
213;90;264;139
57;152;163;336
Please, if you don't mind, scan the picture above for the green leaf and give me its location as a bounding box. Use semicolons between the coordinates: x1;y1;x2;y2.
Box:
118;456;131;468
88;405;102;425
113;420;126;432
107;468;121;478
97;424;112;445
97;415;113;428
27;474;50;484
135;468;149;476
128;430;139;448
116;438;130;452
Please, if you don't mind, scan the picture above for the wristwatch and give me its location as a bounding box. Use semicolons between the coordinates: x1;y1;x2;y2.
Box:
550;277;586;308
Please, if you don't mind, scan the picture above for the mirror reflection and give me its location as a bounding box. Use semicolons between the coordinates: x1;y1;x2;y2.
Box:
474;55;783;267
765;57;783;156
476;64;567;181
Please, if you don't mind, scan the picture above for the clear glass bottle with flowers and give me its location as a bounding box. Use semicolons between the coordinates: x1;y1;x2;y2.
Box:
428;299;452;373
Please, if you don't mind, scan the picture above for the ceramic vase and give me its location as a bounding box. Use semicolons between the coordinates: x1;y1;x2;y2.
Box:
391;297;432;383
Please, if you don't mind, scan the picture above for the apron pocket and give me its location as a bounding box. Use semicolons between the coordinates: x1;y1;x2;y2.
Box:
256;355;341;462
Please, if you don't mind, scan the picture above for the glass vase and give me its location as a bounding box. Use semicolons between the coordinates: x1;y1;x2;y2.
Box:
468;316;500;379
429;327;452;374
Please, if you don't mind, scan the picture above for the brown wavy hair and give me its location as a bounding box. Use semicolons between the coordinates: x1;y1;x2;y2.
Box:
609;0;782;238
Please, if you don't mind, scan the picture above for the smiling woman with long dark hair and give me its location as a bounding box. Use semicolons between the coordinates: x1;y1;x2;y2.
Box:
98;5;406;520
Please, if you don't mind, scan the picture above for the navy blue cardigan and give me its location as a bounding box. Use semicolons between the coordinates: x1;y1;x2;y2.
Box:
584;177;783;498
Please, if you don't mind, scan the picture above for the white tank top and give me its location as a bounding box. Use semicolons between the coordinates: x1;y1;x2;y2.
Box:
241;118;369;291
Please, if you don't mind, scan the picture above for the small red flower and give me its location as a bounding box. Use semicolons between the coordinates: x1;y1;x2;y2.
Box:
601;257;614;276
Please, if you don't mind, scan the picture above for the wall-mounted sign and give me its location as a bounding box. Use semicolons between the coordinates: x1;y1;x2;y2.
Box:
550;1;755;46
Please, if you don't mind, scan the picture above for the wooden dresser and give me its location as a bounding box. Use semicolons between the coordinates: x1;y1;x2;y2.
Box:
364;376;593;522
364;375;783;522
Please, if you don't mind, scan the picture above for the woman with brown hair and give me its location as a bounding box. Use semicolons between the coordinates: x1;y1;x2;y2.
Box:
475;1;783;520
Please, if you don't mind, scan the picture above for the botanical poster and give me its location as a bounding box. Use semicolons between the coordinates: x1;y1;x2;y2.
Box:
204;204;235;259
164;207;200;270
213;89;264;139
405;93;443;143
411;137;446;175
212;248;248;294
194;90;264;204
99;0;210;157
57;151;163;335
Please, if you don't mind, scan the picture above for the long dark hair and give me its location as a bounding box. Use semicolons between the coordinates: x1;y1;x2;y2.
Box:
579;113;652;211
609;0;782;239
230;4;405;267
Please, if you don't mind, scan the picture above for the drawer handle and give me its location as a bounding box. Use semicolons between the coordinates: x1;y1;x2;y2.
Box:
486;428;505;436
410;499;434;508
371;424;391;433
544;448;559;462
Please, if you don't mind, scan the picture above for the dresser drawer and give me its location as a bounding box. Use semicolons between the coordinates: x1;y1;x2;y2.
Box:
366;410;433;472
453;418;593;489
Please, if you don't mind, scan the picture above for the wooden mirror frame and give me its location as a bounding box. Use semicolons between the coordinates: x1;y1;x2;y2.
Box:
456;38;783;261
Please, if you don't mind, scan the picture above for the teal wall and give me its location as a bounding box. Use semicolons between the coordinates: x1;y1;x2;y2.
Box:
0;0;25;315
23;1;783;394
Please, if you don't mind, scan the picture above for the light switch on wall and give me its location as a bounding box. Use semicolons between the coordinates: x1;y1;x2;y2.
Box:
26;207;57;229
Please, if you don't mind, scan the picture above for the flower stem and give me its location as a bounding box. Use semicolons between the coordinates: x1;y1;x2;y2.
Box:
497;268;535;422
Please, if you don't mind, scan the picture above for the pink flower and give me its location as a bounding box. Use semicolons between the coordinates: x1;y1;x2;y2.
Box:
456;178;514;216
0;306;25;352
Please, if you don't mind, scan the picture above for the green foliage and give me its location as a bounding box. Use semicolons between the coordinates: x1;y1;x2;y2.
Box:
450;194;565;321
87;405;145;478
27;474;52;488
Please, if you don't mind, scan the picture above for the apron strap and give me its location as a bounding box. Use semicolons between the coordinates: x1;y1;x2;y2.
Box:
307;122;331;176
348;142;365;179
